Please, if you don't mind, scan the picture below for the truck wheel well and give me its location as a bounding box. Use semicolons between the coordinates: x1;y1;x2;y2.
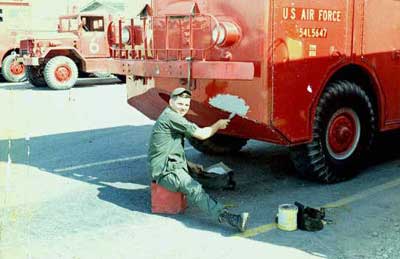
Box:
328;65;379;126
2;48;19;62
45;50;83;71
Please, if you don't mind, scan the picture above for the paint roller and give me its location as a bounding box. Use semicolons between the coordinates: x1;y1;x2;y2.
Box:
208;94;249;120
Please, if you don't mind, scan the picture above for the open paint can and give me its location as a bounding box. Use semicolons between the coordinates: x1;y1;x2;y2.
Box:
277;204;298;231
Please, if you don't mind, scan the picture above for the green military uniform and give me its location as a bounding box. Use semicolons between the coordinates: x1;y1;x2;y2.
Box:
148;106;224;220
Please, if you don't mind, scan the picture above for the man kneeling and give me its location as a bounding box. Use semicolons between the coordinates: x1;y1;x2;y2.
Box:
148;87;249;232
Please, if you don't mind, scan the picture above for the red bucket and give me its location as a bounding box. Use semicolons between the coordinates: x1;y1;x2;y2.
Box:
151;182;187;214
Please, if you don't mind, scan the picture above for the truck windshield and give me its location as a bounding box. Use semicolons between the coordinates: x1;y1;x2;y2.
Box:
59;17;79;32
80;16;104;32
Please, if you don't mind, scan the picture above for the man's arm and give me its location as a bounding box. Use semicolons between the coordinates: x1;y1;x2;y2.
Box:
191;119;230;140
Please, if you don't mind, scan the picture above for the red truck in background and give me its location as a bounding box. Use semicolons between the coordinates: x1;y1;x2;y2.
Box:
0;0;30;82
20;11;125;90
107;0;400;183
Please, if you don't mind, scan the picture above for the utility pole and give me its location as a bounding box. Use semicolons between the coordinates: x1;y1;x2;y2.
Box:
67;0;70;14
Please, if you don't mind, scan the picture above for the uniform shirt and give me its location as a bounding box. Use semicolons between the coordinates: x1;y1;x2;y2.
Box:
148;106;199;180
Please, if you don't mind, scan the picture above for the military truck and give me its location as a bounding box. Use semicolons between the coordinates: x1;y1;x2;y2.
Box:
0;1;30;82
107;0;400;184
20;11;124;90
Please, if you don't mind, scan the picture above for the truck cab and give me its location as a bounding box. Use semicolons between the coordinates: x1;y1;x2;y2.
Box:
57;13;110;58
20;11;121;90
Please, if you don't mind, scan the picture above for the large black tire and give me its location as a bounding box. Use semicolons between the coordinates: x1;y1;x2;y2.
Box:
27;65;47;87
44;56;78;90
79;71;92;78
1;54;27;82
290;81;376;183
189;134;248;155
115;74;126;83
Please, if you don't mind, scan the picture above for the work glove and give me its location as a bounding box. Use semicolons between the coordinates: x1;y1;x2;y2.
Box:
187;161;204;175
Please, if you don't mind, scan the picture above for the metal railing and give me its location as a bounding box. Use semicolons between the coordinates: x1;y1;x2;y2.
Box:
110;13;220;61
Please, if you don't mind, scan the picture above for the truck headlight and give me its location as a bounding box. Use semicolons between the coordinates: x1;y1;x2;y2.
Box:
212;25;226;46
212;22;241;48
122;26;131;44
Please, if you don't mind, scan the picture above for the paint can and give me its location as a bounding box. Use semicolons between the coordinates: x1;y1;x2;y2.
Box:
277;204;298;231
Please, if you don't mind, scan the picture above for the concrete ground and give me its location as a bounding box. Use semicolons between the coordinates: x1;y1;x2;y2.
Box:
1;80;400;259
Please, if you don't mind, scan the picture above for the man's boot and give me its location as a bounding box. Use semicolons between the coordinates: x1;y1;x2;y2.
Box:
218;210;249;232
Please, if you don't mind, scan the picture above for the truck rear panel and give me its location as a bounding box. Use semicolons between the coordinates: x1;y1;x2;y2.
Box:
108;0;400;145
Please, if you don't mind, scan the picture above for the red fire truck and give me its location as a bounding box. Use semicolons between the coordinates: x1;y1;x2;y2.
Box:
107;0;399;183
0;0;30;82
20;11;125;90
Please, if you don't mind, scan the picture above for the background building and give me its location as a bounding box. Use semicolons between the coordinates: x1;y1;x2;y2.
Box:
29;0;147;31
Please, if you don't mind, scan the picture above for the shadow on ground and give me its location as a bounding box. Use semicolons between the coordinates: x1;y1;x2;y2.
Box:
2;125;400;258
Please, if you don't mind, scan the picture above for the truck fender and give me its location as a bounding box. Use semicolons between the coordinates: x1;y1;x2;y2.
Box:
44;48;85;68
309;62;383;137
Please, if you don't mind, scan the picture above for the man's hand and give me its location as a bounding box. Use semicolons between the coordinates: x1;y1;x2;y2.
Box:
216;119;230;130
192;119;231;140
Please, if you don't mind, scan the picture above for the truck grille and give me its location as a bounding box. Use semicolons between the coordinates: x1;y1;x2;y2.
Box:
20;39;34;55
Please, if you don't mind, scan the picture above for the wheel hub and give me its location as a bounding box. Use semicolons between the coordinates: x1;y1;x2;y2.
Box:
10;62;25;75
326;108;361;160
54;65;72;82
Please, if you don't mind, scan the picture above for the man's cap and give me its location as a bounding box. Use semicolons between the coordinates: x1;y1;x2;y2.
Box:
170;87;192;98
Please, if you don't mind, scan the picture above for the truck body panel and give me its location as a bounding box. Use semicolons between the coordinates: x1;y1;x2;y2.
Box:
361;0;400;127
